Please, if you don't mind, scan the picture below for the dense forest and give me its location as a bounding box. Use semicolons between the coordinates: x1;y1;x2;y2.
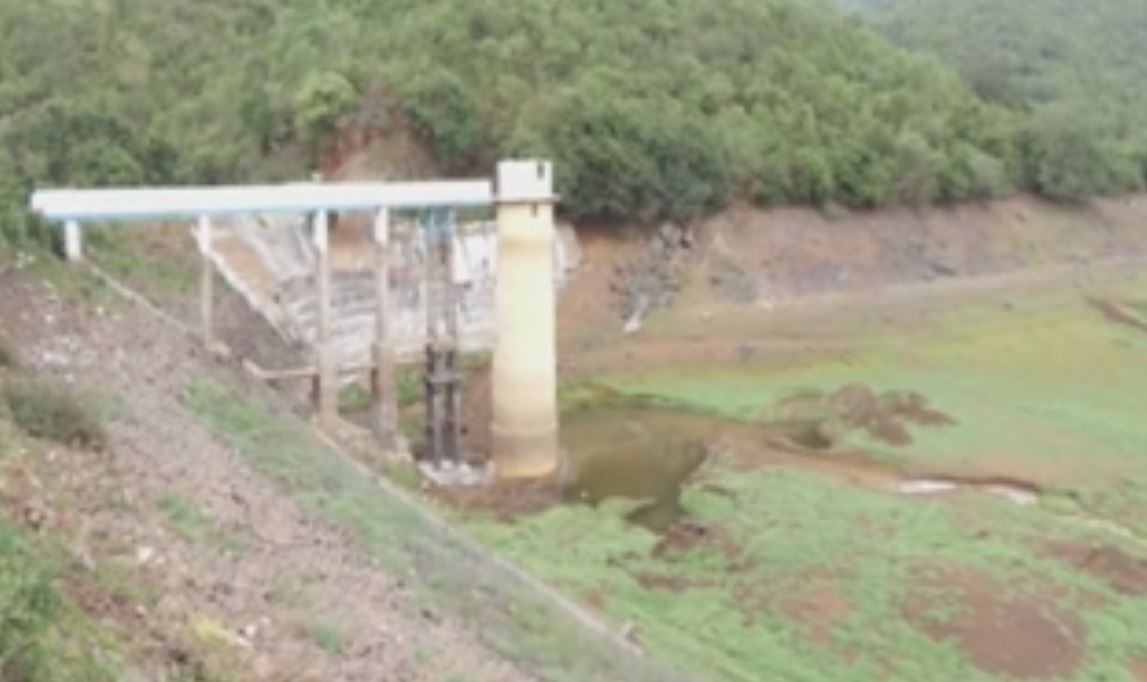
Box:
1;0;1145;240
868;0;1147;203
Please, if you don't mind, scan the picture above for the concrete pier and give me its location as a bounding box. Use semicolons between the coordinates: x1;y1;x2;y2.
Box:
490;161;559;479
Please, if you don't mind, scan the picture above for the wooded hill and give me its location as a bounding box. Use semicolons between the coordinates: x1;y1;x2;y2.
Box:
868;0;1147;203
1;0;1144;239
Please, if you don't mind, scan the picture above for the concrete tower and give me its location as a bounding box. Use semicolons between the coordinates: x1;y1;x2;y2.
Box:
491;160;559;479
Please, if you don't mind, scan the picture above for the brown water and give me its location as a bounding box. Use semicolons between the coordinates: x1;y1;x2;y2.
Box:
559;408;713;531
558;406;1043;532
557;406;899;530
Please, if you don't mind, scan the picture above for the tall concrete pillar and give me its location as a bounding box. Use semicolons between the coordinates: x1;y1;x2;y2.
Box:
491;160;559;479
371;208;399;449
313;210;337;427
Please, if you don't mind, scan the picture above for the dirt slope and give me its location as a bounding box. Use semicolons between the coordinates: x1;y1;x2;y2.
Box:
0;266;530;682
559;193;1147;375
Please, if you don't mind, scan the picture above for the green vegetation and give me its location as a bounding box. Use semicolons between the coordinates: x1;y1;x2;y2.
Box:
7;0;1136;239
336;368;431;415
869;0;1147;201
305;620;347;655
474;278;1147;680
0;524;60;678
469;463;1147;681
156;493;243;552
609;280;1147;530
85;228;197;297
2;379;107;449
0;384;124;681
0;522;117;682
182;374;690;681
337;383;372;414
158;494;214;541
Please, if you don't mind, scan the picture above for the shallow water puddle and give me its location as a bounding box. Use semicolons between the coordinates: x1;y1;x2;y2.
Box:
558;406;1045;532
559;408;712;531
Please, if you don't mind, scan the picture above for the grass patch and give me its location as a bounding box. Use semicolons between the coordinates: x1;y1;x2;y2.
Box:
398;366;423;407
158;495;212;541
1129;300;1147;320
157;494;245;553
0;524;61;675
490;279;1147;680
602;285;1147;521
3;245;117;306
92;560;160;612
86;227;196;297
469;462;1147;681
558;381;693;416
338;383;371;414
1;379;107;449
380;459;422;491
181;375;687;682
305;620;347;654
0;521;119;682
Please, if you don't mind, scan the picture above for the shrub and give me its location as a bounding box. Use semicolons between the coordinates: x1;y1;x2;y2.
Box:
1;380;106;449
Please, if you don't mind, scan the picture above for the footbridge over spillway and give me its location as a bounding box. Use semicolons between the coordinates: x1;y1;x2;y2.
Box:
30;161;566;480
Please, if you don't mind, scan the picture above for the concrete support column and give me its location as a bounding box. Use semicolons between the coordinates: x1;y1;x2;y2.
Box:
63;220;82;261
313;210;337;427
371;209;399;449
491;160;559;479
196;215;214;348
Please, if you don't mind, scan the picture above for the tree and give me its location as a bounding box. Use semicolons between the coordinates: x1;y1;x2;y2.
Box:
1024;109;1114;202
293;71;357;163
399;69;482;173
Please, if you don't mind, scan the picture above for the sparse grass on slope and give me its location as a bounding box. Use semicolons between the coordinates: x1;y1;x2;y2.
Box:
181;375;692;682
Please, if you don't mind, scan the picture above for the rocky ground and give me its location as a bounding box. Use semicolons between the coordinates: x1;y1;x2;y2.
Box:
601;194;1147;332
0;260;531;682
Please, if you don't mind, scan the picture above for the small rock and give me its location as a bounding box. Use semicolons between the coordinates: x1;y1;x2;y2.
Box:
72;547;97;572
620;621;640;644
681;228;696;250
136;546;156;565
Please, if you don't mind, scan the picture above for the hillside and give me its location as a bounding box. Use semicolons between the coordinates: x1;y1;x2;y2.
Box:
4;0;1018;235
869;0;1147;201
4;0;1145;236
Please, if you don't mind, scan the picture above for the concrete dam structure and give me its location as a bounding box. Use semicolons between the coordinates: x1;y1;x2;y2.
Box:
207;213;579;369
31;160;572;480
